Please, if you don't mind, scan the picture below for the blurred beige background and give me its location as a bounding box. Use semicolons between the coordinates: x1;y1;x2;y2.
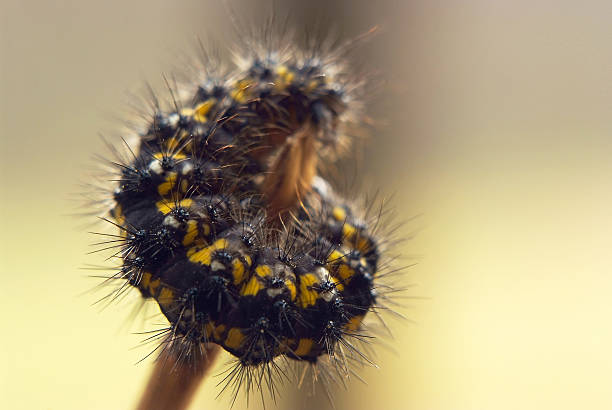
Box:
2;0;612;409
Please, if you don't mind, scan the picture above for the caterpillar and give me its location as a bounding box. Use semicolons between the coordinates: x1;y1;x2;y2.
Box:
88;16;402;409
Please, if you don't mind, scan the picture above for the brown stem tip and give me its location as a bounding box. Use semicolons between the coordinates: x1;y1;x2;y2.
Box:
263;123;318;220
136;344;221;410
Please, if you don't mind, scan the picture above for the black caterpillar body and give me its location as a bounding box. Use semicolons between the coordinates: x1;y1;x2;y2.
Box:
94;31;397;401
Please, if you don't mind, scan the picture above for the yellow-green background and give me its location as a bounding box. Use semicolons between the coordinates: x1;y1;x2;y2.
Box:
2;0;612;409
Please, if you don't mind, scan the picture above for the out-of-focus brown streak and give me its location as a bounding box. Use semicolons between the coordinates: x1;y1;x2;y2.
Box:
136;344;221;410
263;123;318;220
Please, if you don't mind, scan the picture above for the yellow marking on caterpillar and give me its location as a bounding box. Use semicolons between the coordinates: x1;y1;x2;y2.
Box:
205;322;226;342
179;107;194;117
231;259;246;285
164;137;179;152
200;223;211;237
331;276;344;292
357;237;373;253
241;276;263;296
345;315;364;332
180;179;188;193
332;206;346;222
182;220;199;246
276;65;289;77
286;280;297;301
294;339;314;356
327;250;345;265
244;254;252;267
193;99;216;123
213;324;226;341
298;273;319;308
338;264;355;281
140;272;152;289
152;152;186;161
113;205;127;238
275;65;295;90
157;172;177;196
342;223;356;240
157;287;175;308
177;129;189;141
230;79;253;103
187;239;228;266
224;328;246;350
216;238;229;249
148;277;161;295
255;265;272;278
209;324;225;342
306;79;321;93
205;322;214;339
156;198;193;214
112;204;125;226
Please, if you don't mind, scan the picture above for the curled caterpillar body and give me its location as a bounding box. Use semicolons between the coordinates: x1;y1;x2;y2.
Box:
112;184;380;362
90;24;399;407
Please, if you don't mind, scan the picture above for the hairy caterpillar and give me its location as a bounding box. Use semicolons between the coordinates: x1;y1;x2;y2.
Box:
88;15;402;409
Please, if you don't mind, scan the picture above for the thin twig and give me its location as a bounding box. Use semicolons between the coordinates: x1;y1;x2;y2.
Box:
136;344;221;410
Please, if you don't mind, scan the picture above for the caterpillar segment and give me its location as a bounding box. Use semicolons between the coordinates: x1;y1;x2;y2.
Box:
109;150;382;364
93;36;391;405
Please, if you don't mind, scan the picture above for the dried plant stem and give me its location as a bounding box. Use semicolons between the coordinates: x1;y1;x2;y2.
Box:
136;344;221;410
264;123;318;219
